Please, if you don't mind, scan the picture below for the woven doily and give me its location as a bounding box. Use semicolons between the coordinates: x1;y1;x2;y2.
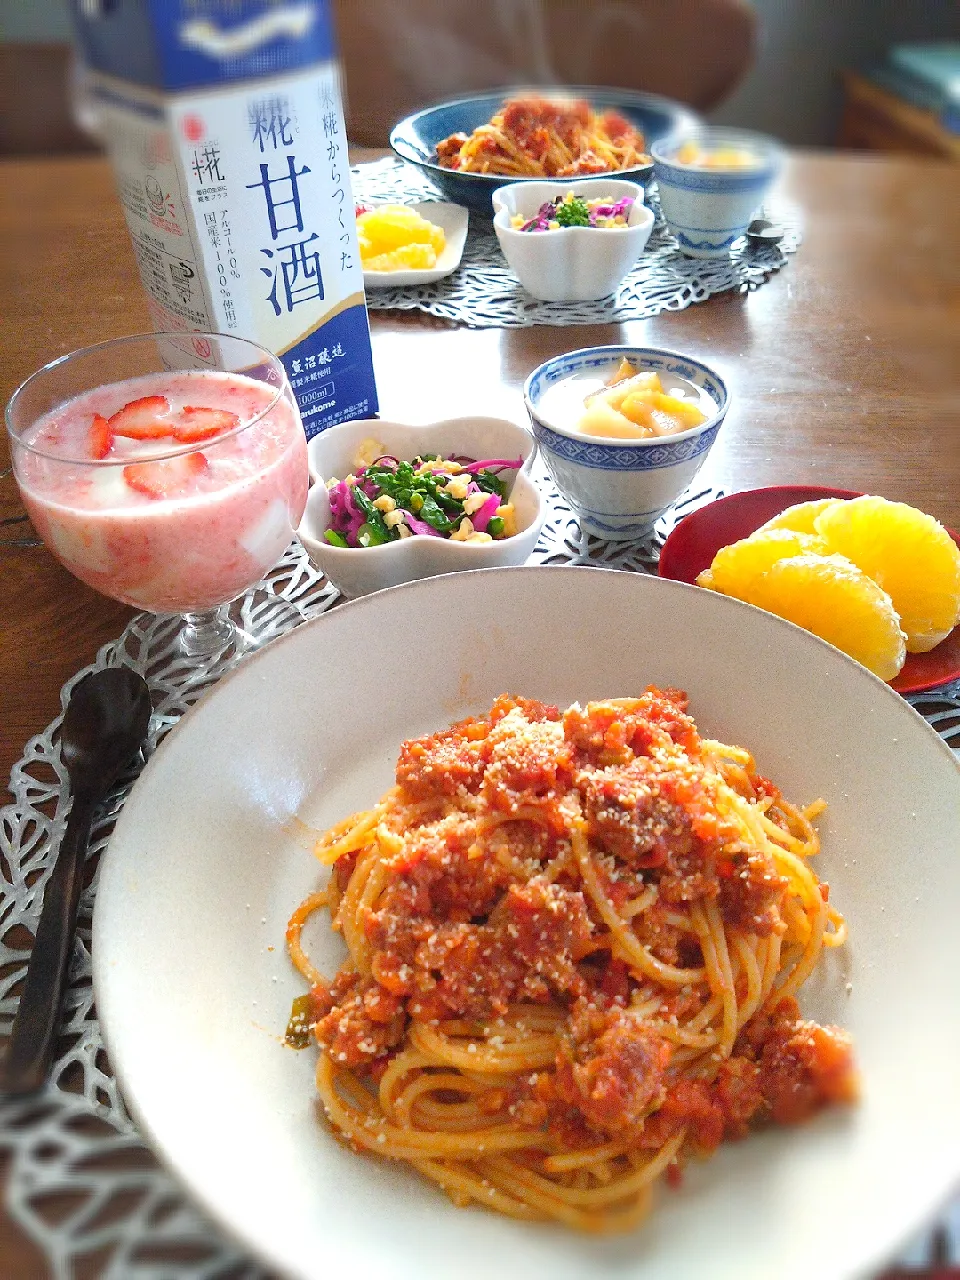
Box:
352;157;801;327
2;475;959;1278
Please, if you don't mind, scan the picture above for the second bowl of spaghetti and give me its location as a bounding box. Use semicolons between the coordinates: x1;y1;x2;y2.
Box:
390;87;698;215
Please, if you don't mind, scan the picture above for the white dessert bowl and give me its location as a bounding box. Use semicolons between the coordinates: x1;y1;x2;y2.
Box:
524;344;729;541
651;127;784;259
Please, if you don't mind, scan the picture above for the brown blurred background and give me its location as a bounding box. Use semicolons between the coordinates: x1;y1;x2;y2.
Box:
0;0;958;158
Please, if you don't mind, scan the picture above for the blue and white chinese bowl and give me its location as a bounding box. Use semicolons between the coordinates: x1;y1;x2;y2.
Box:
524;345;729;541
651;127;784;259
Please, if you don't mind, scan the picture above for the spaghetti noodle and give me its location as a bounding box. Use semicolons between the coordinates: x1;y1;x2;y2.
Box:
286;691;856;1232
435;97;649;178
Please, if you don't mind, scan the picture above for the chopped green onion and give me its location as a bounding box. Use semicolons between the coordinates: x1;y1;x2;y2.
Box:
357;521;390;547
487;516;505;538
324;529;349;548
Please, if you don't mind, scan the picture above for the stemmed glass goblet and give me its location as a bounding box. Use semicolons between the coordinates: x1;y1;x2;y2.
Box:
6;332;309;659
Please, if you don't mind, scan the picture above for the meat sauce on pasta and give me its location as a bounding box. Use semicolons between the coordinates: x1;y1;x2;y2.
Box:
286;691;856;1231
435;97;650;179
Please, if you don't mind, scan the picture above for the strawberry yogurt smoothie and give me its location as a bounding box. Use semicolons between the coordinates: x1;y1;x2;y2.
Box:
15;369;308;613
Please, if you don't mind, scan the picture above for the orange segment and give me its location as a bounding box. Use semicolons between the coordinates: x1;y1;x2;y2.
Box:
694;492;960;681
696;529;827;597
813;496;960;653
746;554;907;681
759;499;844;535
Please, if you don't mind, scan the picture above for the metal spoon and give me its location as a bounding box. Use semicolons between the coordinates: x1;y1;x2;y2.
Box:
746;217;785;246
0;667;152;1096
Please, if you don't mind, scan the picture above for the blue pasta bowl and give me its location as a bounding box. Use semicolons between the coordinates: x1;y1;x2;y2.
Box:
390;86;700;216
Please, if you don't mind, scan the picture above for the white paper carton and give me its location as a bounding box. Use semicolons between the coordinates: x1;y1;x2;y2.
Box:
69;0;378;438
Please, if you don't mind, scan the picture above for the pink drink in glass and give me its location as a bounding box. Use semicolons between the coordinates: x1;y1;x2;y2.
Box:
16;370;308;613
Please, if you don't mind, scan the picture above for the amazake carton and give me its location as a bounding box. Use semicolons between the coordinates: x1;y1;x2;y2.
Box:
69;0;378;438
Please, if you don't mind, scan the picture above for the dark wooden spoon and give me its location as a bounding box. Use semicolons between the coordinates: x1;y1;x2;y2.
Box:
0;667;152;1096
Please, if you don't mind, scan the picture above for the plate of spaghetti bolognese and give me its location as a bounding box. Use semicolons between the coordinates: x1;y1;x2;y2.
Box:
390;87;699;214
93;566;960;1280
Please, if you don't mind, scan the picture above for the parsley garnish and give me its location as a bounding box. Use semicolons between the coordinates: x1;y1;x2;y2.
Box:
554;197;591;228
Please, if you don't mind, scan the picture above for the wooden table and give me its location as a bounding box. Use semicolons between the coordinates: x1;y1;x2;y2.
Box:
1;149;959;1278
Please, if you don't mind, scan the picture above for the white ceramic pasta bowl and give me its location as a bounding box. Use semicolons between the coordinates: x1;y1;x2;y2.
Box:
524;344;729;540
492;179;653;301
298;416;544;597
92;567;960;1280
361;201;469;288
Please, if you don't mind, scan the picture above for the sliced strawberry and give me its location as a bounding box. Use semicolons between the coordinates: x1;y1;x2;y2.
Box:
172;405;240;443
123;451;208;498
109;395;174;440
90;412;113;459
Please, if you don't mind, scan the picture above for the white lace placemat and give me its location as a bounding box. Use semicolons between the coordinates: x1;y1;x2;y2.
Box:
352;157;802;328
2;476;958;1278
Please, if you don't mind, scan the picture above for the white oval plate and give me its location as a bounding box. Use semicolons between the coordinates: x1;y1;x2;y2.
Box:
93;568;960;1280
361;201;469;288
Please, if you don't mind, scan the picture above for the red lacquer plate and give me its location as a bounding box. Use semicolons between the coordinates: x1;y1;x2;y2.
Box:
658;485;960;695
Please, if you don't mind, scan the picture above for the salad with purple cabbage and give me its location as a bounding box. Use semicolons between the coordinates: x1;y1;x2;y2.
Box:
513;192;636;233
324;444;523;548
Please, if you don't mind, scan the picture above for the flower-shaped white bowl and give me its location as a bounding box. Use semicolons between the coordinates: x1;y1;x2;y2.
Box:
524;345;729;540
651;127;784;258
298;416;545;597
492;179;654;302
